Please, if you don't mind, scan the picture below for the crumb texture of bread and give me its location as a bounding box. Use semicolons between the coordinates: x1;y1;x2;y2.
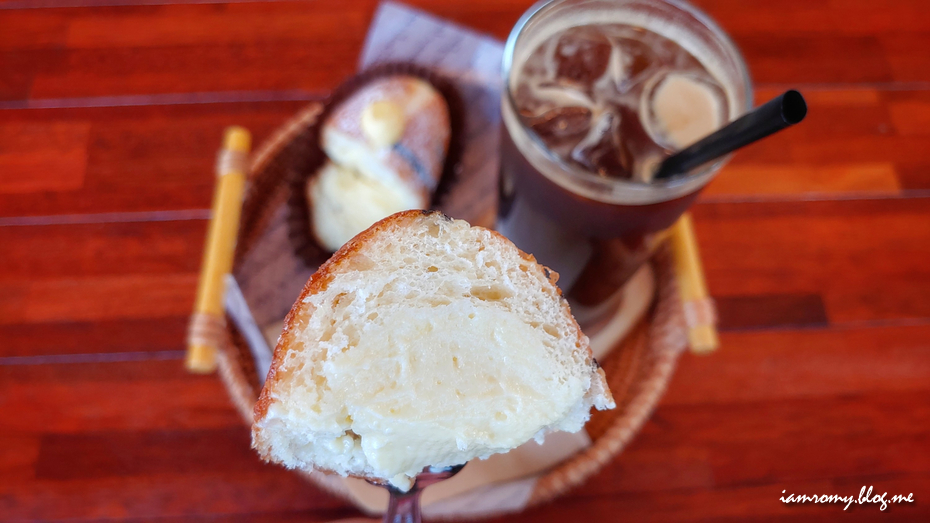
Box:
253;211;614;489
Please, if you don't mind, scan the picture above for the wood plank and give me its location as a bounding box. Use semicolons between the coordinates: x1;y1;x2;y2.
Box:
140;512;365;523
751;88;892;142
692;198;930;322
17;2;370;98
888;98;930;136
0;316;188;358
636;391;930;483
500;473;930;522
0;49;58;102
63;3;369;49
881;32;930;83
715;293;828;330
695;194;930;218
0;1;369;99
0;470;353;521
705;164;900;197
35;427;262;480
894;163;930;191
0;219;205;280
554;393;930;518
0;273;197;324
0;88;924;216
664;324;930;405
0;197;923;330
0;121;89;194
695;86;930;191
0;0;519;52
707;87;920;196
0;434;40;482
0;220;209;336
0;359;241;434
5;359;925;520
694;0;930;35
3;0;527;99
0;7;69;50
3;1;930;103
572;446;715;495
788;135;930;168
0;357;354;520
0;100;307;217
825;280;930;323
27;44;354;99
735;34;893;84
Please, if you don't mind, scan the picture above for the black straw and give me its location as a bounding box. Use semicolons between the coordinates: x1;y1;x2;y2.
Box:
654;90;807;179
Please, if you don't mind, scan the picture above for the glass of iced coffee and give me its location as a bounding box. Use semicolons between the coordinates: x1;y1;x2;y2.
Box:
498;0;752;328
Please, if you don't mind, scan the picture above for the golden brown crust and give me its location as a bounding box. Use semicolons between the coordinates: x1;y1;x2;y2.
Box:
322;76;450;201
253;210;433;427
253;212;461;484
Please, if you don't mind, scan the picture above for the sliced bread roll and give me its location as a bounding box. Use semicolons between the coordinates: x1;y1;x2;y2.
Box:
252;211;614;491
322;76;449;204
312;76;451;251
308;161;411;252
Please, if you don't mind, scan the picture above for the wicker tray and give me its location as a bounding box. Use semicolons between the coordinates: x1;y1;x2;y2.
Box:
214;102;690;518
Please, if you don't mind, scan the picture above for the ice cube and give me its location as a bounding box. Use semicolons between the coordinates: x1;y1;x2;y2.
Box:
527;106;592;144
591;34;629;99
519;40;552;80
532;82;596;111
514;82;548;119
634;154;663;183
642;72;726;149
614;37;659;90
570;110;633;178
552;27;613;87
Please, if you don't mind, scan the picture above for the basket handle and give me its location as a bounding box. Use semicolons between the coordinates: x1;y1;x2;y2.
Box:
668;212;719;353
186;127;252;373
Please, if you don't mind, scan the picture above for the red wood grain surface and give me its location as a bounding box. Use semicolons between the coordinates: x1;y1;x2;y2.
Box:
0;0;928;521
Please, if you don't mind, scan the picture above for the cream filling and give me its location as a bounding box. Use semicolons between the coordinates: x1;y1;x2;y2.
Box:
323;127;422;209
314;301;586;486
311;161;412;251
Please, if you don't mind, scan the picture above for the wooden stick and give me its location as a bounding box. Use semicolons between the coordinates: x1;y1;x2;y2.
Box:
186;127;251;373
668;212;719;354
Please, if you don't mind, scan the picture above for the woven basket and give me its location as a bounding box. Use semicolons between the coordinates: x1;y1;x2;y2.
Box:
214;102;689;517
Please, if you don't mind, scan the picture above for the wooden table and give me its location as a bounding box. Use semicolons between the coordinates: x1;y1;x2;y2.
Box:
1;1;928;521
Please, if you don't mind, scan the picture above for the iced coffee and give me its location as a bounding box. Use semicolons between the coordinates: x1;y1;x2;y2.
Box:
498;0;752;326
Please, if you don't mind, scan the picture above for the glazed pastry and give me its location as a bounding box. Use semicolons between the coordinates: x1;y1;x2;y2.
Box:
310;76;451;251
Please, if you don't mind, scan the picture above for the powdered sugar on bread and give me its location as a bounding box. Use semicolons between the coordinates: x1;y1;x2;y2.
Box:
252;211;614;490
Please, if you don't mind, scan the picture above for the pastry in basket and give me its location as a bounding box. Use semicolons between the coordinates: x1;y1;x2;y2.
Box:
309;76;451;252
252;210;615;490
